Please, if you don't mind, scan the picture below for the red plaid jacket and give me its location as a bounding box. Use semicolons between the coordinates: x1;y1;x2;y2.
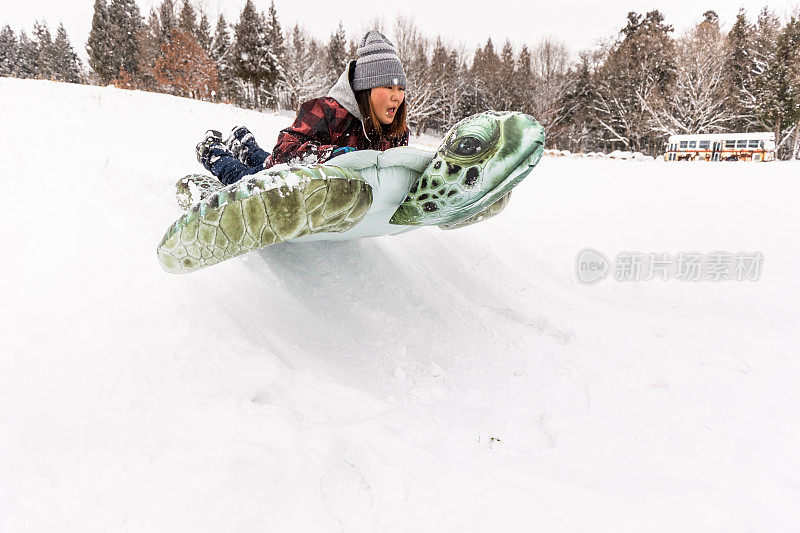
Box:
264;97;409;168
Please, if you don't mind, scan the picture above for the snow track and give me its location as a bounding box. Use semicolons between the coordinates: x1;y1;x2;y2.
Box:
1;78;799;532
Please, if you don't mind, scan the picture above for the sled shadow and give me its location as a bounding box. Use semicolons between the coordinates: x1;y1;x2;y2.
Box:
254;238;419;325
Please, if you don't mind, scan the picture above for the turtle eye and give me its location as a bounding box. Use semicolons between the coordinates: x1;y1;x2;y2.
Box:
449;136;484;156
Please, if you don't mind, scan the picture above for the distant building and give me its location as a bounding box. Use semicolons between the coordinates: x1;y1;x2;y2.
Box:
665;132;775;162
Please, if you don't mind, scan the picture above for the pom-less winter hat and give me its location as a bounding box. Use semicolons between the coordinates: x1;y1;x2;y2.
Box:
352;30;407;91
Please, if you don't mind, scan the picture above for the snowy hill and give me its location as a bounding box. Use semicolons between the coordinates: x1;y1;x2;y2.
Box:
1;77;799;532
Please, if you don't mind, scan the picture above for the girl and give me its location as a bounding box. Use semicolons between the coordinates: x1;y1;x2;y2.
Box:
196;30;409;185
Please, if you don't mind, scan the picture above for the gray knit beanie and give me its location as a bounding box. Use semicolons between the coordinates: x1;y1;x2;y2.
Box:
352;30;407;91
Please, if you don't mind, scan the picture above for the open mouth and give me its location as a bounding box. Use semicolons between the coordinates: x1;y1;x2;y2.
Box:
386;107;396;116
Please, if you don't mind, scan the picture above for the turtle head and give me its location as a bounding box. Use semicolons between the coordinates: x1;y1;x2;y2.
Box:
390;111;544;226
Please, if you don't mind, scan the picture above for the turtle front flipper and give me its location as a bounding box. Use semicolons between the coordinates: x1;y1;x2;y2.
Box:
176;174;225;211
158;165;372;273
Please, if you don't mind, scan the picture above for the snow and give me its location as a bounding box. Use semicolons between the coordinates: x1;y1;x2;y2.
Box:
1;77;799;532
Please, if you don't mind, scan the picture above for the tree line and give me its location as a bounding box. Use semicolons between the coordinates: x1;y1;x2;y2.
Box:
2;2;800;158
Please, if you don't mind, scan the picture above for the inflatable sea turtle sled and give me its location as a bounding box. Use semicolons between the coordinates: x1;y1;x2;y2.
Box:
157;111;545;274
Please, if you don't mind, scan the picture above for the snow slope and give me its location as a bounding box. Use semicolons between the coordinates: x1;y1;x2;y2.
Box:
1;78;799;532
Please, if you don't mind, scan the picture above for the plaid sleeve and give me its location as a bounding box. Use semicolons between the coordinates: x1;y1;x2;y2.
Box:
266;98;352;166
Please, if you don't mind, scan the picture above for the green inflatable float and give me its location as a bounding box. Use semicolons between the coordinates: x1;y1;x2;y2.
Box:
157;111;545;274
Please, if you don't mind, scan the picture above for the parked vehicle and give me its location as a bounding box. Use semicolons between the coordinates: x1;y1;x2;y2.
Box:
664;132;775;162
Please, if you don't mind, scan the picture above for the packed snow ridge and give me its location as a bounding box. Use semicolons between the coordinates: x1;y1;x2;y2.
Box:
1;78;799;532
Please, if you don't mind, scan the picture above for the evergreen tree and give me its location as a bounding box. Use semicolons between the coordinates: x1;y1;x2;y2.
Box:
178;0;197;37
347;38;358;62
468;38;499;112
755;16;800;157
232;0;276;108
0;25;18;77
137;9;161;89
498;40;516;110
32;20;55;80
15;30;37;79
87;0;115;83
211;14;240;103
52;23;82;83
158;0;178;49
428;36;450;130
459;45;482;119
108;0;143;79
724;8;756;129
445;47;466;126
266;0;285;92
752;7;780;78
559;54;598;152
196;11;212;52
327;22;347;83
513;44;533;116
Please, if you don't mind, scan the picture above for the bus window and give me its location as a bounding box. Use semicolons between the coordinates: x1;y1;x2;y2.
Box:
689;141;697;148
760;140;765;148
699;140;710;149
725;140;735;148
748;140;759;148
679;141;688;149
737;139;747;148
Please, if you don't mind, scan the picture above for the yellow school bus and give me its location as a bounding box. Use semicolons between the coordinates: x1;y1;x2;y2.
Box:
665;132;775;162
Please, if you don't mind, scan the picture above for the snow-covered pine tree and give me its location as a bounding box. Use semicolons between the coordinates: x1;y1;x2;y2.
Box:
724;8;756;130
754;15;800;158
177;0;197;37
232;0;276;108
263;0;286;108
749;6;781;136
0;25;17;77
108;0;143;80
557;53;598;152
87;0;116;83
457;44;482;120
474;38;499;111
513;43;533;115
158;0;178;50
427;36;449;130
442;47;466;129
498;40;517;111
52;23;82;83
196;11;212;53
326;22;347;85
32;21;55;80
211;14;242;104
137;9;161;90
15;30;37;79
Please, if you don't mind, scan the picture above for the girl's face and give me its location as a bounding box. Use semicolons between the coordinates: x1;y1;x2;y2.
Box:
369;85;405;125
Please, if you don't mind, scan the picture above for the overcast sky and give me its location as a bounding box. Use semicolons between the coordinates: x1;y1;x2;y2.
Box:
3;0;798;62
